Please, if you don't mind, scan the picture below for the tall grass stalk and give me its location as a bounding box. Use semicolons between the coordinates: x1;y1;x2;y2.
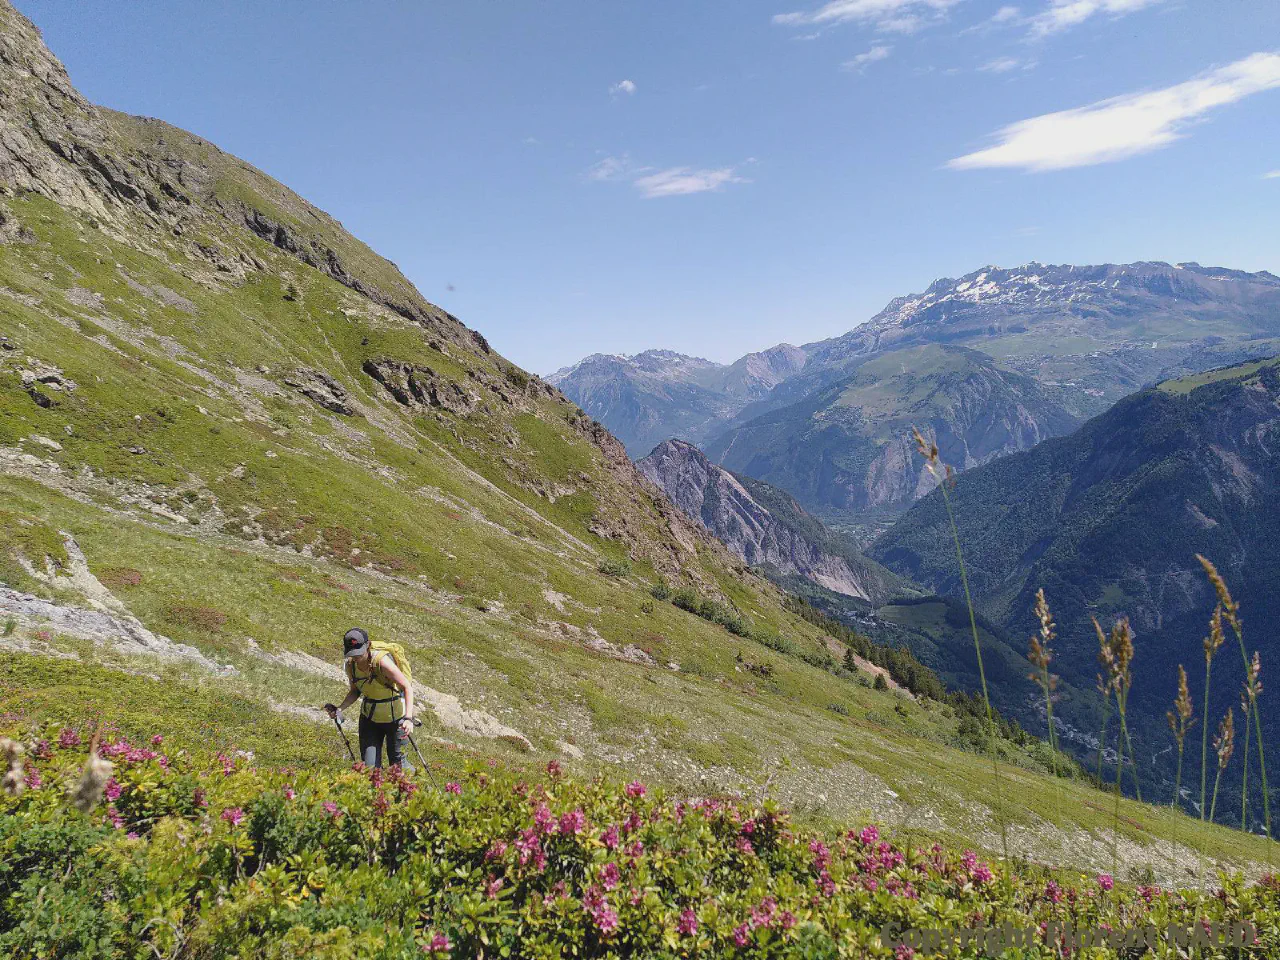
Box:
1197;556;1272;850
1209;708;1235;825
1167;664;1195;810
1241;652;1262;833
1028;589;1061;815
1198;605;1225;821
1241;688;1251;832
1095;673;1111;786
913;427;1007;859
1097;617;1134;876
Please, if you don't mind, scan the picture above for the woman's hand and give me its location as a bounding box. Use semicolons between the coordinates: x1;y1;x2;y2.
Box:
399;716;414;736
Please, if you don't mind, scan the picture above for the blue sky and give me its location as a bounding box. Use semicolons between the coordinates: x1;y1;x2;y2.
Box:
20;0;1280;374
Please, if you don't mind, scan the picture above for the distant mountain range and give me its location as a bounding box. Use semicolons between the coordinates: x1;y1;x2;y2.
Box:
554;262;1280;533
548;344;806;457
636;439;909;605
870;356;1280;817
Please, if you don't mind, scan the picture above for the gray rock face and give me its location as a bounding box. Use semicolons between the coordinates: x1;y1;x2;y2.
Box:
637;439;903;603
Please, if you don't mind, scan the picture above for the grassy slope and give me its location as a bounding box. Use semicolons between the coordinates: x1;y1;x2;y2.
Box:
0;46;1271;877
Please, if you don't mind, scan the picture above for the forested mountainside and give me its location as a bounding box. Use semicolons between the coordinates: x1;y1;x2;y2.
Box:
871;357;1280;824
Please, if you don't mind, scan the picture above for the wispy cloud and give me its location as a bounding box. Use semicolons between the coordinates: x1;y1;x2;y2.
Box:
587;155;749;198
773;0;959;31
1265;170;1280;180
992;5;1021;21
877;14;924;33
949;52;1280;172
979;57;1021;73
587;155;642;182
610;79;637;96
842;45;893;72
633;167;749;198
1029;0;1166;37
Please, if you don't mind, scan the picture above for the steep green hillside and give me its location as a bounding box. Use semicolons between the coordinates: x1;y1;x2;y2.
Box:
705;344;1081;539
0;0;1271;882
870;357;1280;824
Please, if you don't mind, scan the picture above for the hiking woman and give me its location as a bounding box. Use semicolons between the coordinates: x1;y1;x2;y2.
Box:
324;627;415;769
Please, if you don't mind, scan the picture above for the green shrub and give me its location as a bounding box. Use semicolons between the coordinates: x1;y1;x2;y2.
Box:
597;558;632;578
5;726;1273;958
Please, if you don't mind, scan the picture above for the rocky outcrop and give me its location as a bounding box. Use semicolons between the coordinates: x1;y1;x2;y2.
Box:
362;358;476;415
638;439;904;603
284;368;354;416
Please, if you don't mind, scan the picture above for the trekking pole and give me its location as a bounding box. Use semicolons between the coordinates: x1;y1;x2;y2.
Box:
407;717;441;790
326;705;357;763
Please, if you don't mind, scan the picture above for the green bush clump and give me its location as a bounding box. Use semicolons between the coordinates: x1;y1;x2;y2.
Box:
2;727;1277;958
597;559;632;578
671;589;751;638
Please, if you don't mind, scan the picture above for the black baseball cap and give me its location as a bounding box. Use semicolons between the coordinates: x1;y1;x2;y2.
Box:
343;627;370;658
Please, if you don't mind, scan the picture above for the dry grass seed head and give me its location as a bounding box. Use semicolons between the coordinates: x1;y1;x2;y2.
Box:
70;751;114;813
1215;709;1236;770
1204;605;1225;663
1197;555;1240;631
1;738;25;798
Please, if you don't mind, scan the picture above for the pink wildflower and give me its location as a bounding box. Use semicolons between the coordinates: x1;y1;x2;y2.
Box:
425;931;451;955
677;908;698;936
322;801;341;819
221;807;245;827
58;728;82;749
559;808;586;835
625;780;646;798
601;825;620;850
546;759;562;778
445;781;462;795
284;787;296;801
533;803;554;835
622;812;641;833
733;924;750;947
151;735;164;746
104;778;122;802
600;861;621;891
594;906;619;935
859;825;879;846
971;863;993;885
741;819;756;835
625;839;644;858
895;945;916;960
485;840;508;862
23;768;41;790
1045;880;1062;904
486;876;504;899
1098;874;1114;892
193;787;208;808
737;836;755;856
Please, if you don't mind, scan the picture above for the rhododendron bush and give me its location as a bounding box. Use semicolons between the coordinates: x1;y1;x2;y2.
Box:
1;728;1277;958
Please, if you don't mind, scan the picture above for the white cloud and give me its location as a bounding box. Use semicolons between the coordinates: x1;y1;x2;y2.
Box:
1029;0;1165;37
587;155;640;182
842;45;893;72
877;14;924;33
632;167;748;198
1265;170;1280;179
610;79;637;96
774;0;959;30
979;57;1021;73
991;5;1021;21
587;156;749;198
949;52;1280;172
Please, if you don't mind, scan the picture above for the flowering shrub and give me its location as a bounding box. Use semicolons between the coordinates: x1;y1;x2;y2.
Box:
0;726;1277;958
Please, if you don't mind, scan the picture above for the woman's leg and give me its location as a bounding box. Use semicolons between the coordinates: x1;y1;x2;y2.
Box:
386;720;410;770
358;712;383;768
